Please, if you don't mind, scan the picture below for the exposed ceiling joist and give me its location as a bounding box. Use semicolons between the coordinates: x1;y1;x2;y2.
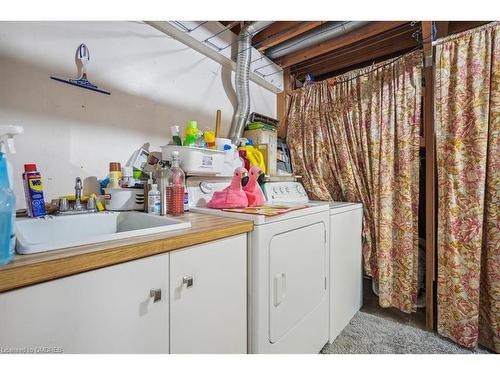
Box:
447;21;489;34
220;21;240;31
253;21;325;52
300;32;419;79
278;21;409;68
291;22;420;79
434;21;449;39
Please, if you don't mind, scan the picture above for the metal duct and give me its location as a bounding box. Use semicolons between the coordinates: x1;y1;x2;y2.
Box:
229;21;274;143
265;21;371;60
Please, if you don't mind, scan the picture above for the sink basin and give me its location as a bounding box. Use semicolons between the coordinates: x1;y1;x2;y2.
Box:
15;211;191;255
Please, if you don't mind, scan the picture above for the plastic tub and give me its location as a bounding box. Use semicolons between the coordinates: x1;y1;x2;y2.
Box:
161;145;225;175
104;188;144;211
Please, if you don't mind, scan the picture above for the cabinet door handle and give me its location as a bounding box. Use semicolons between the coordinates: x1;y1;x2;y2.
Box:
183;276;194;288
150;288;162;303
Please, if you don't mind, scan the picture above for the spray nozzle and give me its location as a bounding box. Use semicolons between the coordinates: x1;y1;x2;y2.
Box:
0;125;24;154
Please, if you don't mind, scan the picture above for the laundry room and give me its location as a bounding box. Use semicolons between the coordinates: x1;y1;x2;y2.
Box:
0;1;498;374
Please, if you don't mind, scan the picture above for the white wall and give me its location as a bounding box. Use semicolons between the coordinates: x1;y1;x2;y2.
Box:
0;21;276;206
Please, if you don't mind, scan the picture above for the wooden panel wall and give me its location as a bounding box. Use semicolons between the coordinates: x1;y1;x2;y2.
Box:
277;67;292;138
422;21;436;331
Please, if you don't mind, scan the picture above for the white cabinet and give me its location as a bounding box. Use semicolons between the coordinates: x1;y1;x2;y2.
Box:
169;234;247;354
0;234;248;354
0;253;169;354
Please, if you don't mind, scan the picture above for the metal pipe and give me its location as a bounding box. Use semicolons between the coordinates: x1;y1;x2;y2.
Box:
265;21;371;60
228;21;274;143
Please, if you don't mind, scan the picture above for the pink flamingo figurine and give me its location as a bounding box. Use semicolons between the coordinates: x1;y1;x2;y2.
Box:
207;167;249;209
243;166;266;207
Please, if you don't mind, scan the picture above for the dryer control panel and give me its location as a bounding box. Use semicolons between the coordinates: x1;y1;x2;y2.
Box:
261;181;309;204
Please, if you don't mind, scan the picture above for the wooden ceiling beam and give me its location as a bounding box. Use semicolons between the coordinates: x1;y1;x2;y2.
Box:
278;21;410;68
293;33;419;79
434;21;449;39
220;21;242;35
253;21;325;52
447;21;490;35
291;24;420;79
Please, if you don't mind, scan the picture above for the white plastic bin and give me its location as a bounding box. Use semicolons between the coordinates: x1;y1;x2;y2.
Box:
161;145;225;175
104;188;144;211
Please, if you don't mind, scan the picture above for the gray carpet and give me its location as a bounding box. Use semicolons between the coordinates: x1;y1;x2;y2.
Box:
322;311;489;354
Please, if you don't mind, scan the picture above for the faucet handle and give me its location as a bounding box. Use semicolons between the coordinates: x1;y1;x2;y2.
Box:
58;197;70;212
86;196;96;211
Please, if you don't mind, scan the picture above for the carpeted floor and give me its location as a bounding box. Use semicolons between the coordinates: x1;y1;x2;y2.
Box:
322;311;489;354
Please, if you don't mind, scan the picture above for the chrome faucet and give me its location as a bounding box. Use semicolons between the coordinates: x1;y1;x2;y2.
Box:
74;177;84;211
56;176;97;215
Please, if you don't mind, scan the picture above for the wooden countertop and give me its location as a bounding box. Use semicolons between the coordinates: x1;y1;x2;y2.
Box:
0;212;253;293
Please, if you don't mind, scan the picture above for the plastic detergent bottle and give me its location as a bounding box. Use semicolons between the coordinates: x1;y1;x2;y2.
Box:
166;151;185;216
0;152;15;265
238;140;266;174
22;164;46;218
203;130;216;149
183;121;199;147
148;184;161;215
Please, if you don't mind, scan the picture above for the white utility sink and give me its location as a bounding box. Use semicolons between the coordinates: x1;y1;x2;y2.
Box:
15;211;191;255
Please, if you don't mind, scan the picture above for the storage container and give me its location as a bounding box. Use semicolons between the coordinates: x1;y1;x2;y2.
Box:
161;145;224;176
104;188;144;211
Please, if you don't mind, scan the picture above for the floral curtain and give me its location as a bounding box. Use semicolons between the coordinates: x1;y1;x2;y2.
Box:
287;50;422;313
435;22;499;352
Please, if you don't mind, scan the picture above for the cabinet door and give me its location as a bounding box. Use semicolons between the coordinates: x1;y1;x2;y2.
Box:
169;234;247;353
0;253;169;353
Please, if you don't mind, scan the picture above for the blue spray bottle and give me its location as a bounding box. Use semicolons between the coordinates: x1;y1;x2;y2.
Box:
0;153;15;264
0;125;23;264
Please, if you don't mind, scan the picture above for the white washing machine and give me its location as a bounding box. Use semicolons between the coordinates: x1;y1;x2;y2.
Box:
187;177;330;353
327;201;363;343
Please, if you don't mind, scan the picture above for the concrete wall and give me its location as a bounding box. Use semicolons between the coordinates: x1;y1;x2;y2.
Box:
0;21;276;205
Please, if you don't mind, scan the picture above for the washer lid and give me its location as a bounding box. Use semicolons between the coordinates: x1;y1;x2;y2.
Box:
190;203;328;225
329;201;362;214
328;202;356;208
308;200;362;213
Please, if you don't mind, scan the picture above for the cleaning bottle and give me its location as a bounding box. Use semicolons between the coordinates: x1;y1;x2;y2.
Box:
166;151;185;216
203;130;216;149
238;139;266;174
0;152;15;265
107;162;121;189
22;163;46;218
171;126;182;146
0;125;23;260
148;184;161;215
195;130;207;148
183;120;199;147
156;161;170;216
143;172;154;212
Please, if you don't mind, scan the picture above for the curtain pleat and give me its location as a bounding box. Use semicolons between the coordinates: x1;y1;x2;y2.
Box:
435;22;499;352
287;50;422;313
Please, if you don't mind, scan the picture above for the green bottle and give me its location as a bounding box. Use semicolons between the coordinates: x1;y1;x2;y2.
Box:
171;126;182;146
